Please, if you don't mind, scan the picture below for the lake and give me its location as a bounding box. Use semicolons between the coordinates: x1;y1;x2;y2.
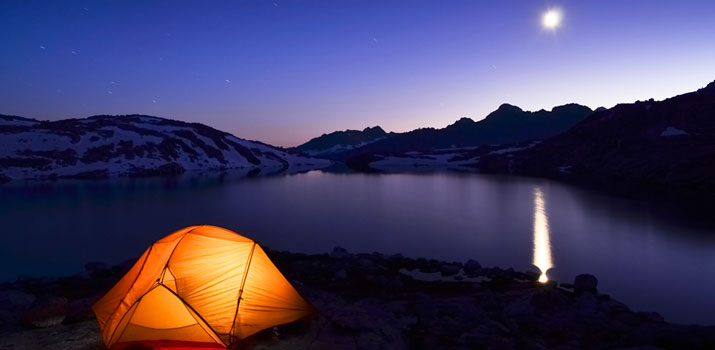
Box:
1;170;714;325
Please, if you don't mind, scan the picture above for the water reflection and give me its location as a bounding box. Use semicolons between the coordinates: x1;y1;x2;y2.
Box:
533;187;553;283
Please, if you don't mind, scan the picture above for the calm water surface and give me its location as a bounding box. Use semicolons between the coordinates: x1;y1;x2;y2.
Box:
1;170;714;324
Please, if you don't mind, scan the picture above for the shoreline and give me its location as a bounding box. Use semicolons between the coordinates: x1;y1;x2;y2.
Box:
1;248;714;349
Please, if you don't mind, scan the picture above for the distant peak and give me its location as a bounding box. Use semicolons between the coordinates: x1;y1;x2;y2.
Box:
363;126;385;133
453;117;476;125
551;103;592;113
497;103;524;113
483;103;525;121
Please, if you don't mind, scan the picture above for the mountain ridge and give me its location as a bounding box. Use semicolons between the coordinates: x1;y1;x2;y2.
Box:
0;114;331;182
293;126;389;157
316;103;593;159
478;79;715;199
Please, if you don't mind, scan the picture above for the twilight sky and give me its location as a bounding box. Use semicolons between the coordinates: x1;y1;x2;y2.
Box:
2;1;714;147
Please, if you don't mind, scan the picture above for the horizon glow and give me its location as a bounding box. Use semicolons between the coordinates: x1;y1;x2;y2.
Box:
1;1;714;147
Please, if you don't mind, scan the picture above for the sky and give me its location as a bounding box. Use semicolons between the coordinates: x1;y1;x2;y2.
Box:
1;1;715;147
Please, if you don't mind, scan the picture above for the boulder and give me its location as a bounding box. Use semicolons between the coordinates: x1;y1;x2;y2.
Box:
20;297;68;328
525;271;541;282
0;290;36;311
464;259;482;275
574;274;598;293
330;247;350;259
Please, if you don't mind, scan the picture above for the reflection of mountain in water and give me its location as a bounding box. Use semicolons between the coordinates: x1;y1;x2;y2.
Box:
0;166;327;199
533;187;553;282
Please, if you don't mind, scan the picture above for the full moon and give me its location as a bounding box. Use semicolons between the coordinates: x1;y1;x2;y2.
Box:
542;8;562;30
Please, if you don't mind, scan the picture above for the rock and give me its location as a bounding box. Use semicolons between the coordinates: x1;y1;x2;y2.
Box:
464;259;482;274
440;264;461;277
66;296;100;323
20;297;68;328
334;269;348;281
576;293;599;317
0;290;34;326
330;246;350;259
525;270;541;282
0;290;36;311
574;274;598;293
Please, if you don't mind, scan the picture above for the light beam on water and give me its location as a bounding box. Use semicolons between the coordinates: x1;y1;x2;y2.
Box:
533;187;553;283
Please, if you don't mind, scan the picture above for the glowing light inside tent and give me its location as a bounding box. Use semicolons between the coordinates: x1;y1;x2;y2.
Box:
533;187;553;283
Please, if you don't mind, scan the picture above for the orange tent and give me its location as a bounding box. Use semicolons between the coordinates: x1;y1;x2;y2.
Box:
92;225;315;349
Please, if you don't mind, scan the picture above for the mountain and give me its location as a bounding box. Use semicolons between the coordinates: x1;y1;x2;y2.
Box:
293;126;388;156
312;103;592;160
0;114;331;182
480;80;715;198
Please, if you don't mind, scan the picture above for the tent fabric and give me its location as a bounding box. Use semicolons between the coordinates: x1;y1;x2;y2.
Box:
93;225;315;349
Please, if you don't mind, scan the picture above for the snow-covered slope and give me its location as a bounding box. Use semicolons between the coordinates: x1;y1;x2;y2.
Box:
0;114;331;181
352;141;540;172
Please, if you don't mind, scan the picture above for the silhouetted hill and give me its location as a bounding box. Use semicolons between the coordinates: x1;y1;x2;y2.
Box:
327;103;592;160
482;80;715;198
294;126;388;156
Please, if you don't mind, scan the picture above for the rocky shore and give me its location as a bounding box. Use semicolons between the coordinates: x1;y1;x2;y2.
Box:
1;248;714;350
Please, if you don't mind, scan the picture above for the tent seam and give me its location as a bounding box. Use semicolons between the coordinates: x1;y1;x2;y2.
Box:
161;285;227;347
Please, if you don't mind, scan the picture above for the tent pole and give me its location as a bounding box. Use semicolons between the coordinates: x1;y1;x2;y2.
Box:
228;242;256;347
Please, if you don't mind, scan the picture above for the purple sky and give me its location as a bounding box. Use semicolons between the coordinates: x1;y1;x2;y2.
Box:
2;0;714;147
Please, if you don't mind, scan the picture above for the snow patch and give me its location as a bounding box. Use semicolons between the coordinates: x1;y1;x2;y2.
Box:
557;165;573;174
660;126;688;137
0;117;38;126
